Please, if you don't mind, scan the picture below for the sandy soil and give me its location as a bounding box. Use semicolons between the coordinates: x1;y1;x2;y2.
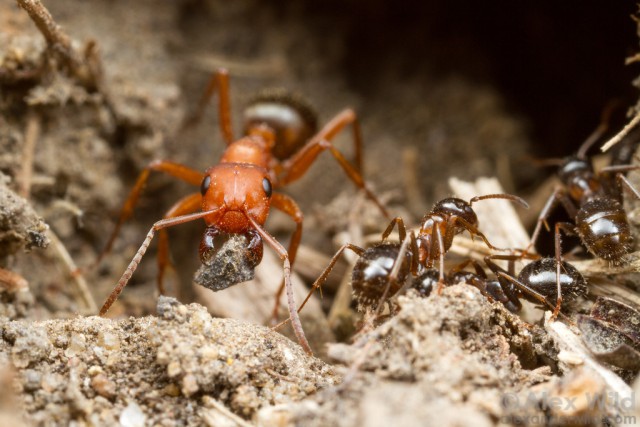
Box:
1;1;640;426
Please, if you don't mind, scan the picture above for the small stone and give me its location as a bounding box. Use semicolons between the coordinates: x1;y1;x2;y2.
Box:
65;333;87;357
87;365;104;377
181;374;199;397
91;373;116;399
97;331;120;351
167;361;181;377
119;402;146;427
163;383;180;397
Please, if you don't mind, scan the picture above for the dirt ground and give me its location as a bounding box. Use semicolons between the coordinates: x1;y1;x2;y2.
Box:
1;1;640;426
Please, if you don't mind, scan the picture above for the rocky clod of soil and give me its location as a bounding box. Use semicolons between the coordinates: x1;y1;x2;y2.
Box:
1;297;338;426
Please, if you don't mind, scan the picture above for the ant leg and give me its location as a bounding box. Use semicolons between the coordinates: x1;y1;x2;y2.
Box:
272;243;365;331
449;258;486;278
484;254;523;311
609;169;640;200
247;217;312;355
552;222;576;321
99;208;220;316
183;68;234;145
156;193;202;295
269;193;303;323
277;109;389;218
576;99;620;158
526;188;576;255
381;217;407;242
95;160;203;268
433;226;447;294
450;216;507;252
376;231;419;313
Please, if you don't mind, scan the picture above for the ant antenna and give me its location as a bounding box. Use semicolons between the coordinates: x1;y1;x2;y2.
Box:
469;194;529;209
577;100;620;159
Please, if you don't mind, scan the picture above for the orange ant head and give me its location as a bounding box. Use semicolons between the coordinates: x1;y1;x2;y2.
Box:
200;164;273;234
243;89;318;160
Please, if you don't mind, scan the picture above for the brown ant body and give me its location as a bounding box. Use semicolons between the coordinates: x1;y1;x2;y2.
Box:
483;255;588;318
290;194;527;317
529;109;640;265
97;69;388;354
383;194;528;293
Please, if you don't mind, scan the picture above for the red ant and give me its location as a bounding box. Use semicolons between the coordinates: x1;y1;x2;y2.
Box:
96;68;389;354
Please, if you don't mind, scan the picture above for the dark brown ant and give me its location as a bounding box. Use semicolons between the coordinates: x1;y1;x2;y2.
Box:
383;194;528;293
284;193;528;320
528;106;640;265
484;255;588;320
94;69;389;354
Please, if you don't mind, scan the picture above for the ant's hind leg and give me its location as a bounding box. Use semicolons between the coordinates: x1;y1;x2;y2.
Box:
183;68;235;145
277;109;389;218
156;193;202;295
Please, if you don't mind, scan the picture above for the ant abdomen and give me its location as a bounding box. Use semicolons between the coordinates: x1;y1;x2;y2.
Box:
575;197;634;263
351;242;411;310
517;258;588;309
243;89;318;160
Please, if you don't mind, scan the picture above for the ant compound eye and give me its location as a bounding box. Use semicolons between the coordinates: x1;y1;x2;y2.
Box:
262;178;272;198
200;176;211;196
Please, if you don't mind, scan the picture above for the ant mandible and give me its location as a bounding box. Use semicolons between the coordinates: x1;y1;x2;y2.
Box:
97;68;389;354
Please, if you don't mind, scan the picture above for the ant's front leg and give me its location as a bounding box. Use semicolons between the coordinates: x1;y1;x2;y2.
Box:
247;216;312;355
95;160;203;269
526;188;576;256
269;193;303;323
381;217;408;242
277;109;389;218
100;208;220;316
156;193;202;295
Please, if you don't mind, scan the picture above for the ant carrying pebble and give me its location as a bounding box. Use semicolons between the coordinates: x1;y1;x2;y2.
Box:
95;68;389;354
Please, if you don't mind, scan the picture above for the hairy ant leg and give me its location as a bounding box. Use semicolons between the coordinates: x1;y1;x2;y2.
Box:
272;243;366;331
269;192;304;321
600;164;640;200
381;216;407;242
99;208;220;316
374;231;419;314
247;216;311;354
95;160;203;275
277;109;389;217
183;68;235;144
526;188;577;255
156;193;202;294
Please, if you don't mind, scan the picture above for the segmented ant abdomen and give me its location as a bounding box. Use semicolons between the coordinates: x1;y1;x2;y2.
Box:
430;197;479;228
410;268;440;297
518;258;588;309
243;89;318;160
575;197;634;263
351;242;411;310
